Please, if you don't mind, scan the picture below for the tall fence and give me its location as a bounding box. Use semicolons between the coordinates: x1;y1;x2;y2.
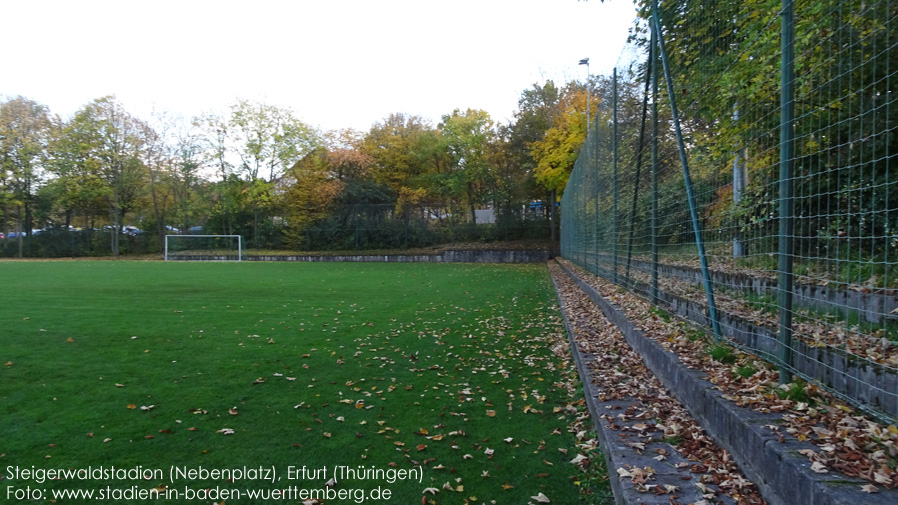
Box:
561;0;897;421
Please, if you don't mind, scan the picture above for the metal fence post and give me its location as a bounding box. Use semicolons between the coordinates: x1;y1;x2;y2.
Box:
612;68;619;284
650;22;659;306
778;0;796;383
626;44;653;284
652;0;722;341
733;104;747;258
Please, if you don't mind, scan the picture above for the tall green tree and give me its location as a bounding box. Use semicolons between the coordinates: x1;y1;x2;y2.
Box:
60;97;148;257
0;96;55;255
196;112;237;235
226;100;318;246
438;108;496;223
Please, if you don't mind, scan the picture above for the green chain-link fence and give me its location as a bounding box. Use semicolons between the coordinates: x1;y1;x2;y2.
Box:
561;0;897;421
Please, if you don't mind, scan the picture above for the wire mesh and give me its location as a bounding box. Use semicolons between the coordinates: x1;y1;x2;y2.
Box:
561;0;897;421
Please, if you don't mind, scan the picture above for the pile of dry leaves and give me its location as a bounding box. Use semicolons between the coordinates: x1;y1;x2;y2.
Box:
551;261;767;504
555;259;898;493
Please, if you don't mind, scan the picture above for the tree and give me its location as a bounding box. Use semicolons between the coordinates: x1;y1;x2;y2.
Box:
168;124;207;234
0;96;55;256
362;113;433;193
282;148;345;249
62;97;148;257
197;112;237;235
438;108;496;223
322;128;370;181
508;81;562;220
226;100;318;246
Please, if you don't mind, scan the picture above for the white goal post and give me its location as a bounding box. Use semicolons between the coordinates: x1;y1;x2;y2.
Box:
164;235;243;261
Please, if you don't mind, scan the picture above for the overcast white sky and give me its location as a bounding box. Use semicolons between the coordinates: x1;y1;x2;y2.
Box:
3;0;637;132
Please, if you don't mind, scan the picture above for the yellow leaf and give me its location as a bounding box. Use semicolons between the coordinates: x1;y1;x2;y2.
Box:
486;410;496;417
126;404;137;409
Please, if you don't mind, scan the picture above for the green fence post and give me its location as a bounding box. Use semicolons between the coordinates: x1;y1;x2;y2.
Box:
652;0;722;341
612;68;619;284
778;0;796;383
626;45;653;284
593;118;599;275
650;23;659;306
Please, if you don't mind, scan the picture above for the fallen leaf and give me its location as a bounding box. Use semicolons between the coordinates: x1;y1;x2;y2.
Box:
530;492;550;503
873;471;890;484
810;461;828;474
861;484;879;493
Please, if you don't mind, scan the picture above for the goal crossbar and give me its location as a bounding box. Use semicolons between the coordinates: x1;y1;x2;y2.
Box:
164;235;243;261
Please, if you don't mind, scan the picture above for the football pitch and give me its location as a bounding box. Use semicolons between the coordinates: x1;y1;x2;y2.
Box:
1;261;608;504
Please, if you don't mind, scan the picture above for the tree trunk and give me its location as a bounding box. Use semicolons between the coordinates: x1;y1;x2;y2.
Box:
253;201;260;248
549;189;557;242
468;184;476;224
148;164;165;248
16;205;23;258
111;204;121;258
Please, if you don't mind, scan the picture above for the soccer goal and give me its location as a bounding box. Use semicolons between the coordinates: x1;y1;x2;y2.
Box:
164;235;243;261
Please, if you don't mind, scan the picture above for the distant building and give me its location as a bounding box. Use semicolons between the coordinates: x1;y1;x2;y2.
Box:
474;208;495;224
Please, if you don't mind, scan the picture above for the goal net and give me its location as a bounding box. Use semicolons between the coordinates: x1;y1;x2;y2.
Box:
164;235;243;261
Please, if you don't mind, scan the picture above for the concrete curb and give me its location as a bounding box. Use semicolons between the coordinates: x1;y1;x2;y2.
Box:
550;267;711;505
556;261;898;505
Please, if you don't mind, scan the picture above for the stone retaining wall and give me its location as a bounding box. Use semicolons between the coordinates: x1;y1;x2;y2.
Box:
167;249;557;264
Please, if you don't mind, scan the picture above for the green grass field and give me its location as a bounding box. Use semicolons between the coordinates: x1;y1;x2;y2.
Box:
1;261;609;504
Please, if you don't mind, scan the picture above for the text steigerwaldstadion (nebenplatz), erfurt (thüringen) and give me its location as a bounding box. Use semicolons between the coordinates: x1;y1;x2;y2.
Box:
6;464;424;485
